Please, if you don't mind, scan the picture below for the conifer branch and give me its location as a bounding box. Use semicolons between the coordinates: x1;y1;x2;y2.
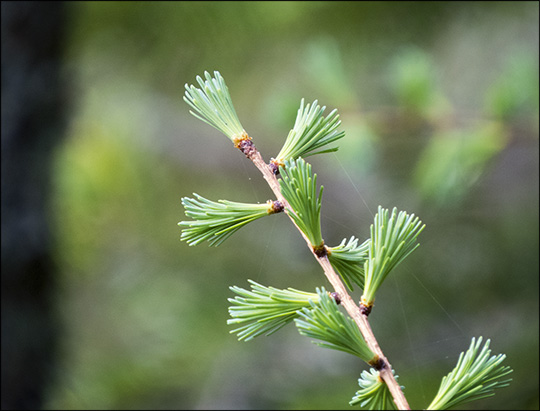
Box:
181;76;411;406
180;71;512;410
245;154;411;410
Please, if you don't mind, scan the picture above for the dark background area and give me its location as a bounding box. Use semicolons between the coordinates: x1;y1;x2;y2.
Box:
1;1;538;410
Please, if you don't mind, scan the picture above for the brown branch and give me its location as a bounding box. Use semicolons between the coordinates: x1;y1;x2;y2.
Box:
244;142;410;410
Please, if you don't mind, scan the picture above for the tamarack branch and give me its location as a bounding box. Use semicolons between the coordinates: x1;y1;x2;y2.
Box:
179;71;512;410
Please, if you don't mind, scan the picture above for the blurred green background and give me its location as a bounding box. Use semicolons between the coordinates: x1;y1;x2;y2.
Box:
33;1;539;409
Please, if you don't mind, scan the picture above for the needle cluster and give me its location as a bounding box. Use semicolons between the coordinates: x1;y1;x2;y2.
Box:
427;337;513;410
362;206;425;307
279;157;324;248
227;280;319;341
183;70;245;142
272;98;345;168
179;194;282;246
295;288;376;363
350;368;399;410
327;236;370;291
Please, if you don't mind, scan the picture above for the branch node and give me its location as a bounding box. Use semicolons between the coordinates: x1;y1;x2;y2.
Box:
313;242;327;258
267;200;284;214
329;291;341;305
233;132;256;158
369;356;385;371
269;158;283;175
360;300;373;316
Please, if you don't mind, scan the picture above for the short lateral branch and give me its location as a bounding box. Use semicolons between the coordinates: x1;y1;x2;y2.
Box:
239;137;410;410
360;302;373;316
313;242;327;258
233;132;257;159
267;200;284;214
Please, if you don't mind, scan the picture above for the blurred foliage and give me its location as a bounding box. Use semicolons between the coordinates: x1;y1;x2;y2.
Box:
414;122;507;207
388;47;450;120
45;1;538;410
485;53;539;121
